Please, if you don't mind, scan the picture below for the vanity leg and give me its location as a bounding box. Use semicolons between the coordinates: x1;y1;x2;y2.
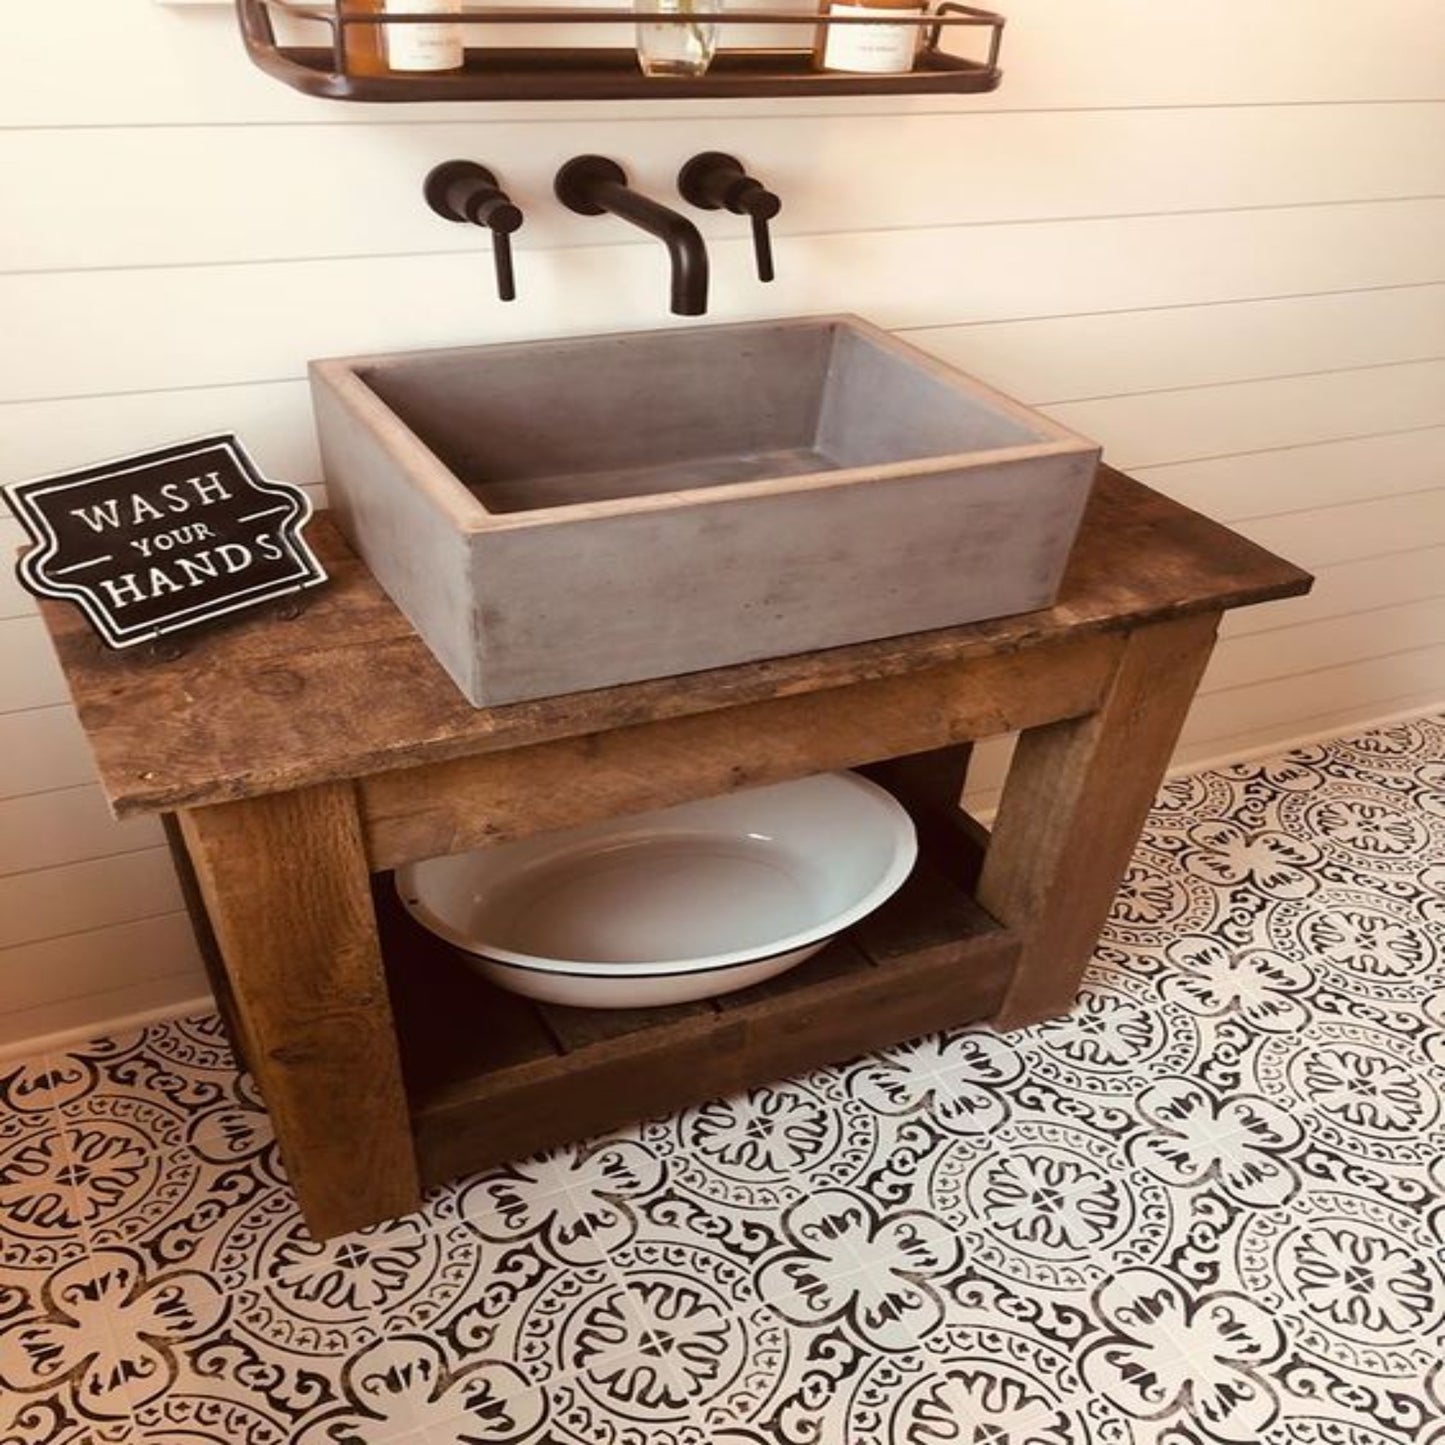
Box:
162;813;250;1068
977;612;1219;1028
178;781;420;1237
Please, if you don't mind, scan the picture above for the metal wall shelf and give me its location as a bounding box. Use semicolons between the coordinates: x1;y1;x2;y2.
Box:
236;0;1004;101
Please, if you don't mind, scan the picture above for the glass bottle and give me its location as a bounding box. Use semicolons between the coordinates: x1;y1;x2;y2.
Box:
339;0;388;76
382;0;465;73
635;0;721;79
339;0;465;76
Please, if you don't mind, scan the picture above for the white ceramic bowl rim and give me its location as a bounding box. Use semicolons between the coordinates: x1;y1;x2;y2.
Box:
476;938;822;980
398;772;917;977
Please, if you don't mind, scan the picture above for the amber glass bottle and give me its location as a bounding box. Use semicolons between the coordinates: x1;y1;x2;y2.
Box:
340;0;388;76
813;0;926;75
339;0;464;76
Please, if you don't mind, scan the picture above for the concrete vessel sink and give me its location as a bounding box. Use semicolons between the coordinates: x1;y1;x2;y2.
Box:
310;315;1100;706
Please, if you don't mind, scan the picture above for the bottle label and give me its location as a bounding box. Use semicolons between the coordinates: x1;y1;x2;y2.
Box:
383;0;464;71
821;4;924;74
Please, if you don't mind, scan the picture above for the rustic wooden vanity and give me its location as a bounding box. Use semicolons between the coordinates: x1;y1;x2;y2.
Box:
40;466;1309;1238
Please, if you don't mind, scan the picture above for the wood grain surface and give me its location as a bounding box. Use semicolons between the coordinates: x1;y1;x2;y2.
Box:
360;633;1117;870
977;611;1221;1026
179;783;419;1235
41;468;1311;818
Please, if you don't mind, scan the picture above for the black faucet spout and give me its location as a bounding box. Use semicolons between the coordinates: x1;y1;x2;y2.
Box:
556;156;710;317
593;180;709;317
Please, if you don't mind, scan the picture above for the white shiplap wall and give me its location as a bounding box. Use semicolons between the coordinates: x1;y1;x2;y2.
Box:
3;0;1443;1054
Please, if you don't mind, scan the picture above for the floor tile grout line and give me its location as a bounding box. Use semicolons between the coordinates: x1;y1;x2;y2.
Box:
554;1172;687;1340
3;1047;66;1137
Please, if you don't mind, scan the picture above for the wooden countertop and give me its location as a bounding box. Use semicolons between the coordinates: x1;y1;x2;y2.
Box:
38;466;1311;818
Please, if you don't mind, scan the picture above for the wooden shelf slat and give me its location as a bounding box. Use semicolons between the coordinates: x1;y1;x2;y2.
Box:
714;935;878;1011
851;855;996;964
537;994;719;1053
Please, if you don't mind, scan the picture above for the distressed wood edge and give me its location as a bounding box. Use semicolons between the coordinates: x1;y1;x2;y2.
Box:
979;610;1221;1027
360;632;1121;870
410;926;1018;1186
178;783;422;1236
53;468;1315;819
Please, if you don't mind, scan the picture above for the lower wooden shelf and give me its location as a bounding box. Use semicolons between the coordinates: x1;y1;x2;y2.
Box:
376;813;1016;1189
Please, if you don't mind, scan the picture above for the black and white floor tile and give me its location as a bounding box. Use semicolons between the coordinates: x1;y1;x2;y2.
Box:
3;714;1443;1444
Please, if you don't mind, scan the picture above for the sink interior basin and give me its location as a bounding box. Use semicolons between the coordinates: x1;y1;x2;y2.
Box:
354;319;1049;517
310;315;1100;706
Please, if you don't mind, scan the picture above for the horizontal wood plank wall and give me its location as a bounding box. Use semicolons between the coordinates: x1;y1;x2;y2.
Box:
1;0;1442;1051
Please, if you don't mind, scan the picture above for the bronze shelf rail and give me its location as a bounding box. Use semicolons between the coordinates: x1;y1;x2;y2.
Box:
235;0;1005;101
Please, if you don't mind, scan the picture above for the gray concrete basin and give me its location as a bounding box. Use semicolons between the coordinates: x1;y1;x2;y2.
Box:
310;315;1100;706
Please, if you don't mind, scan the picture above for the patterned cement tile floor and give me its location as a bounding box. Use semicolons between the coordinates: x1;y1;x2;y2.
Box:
2;716;1444;1445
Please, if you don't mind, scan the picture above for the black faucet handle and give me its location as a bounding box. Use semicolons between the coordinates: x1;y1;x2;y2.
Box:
749;212;775;285
678;152;781;284
488;228;518;305
424;160;524;303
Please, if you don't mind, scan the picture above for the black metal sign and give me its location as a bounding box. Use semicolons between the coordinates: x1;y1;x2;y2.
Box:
4;434;326;648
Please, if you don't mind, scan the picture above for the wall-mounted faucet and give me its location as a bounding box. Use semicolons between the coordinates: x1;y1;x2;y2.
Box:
424;161;524;302
678;152;782;284
554;156;709;318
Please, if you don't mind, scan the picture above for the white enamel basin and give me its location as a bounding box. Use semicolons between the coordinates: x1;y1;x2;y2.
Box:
396;771;917;1008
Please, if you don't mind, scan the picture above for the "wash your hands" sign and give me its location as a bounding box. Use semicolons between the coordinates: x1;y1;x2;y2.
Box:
4;435;326;648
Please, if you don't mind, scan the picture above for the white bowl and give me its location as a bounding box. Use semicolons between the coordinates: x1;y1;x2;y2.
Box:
396;772;917;1008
